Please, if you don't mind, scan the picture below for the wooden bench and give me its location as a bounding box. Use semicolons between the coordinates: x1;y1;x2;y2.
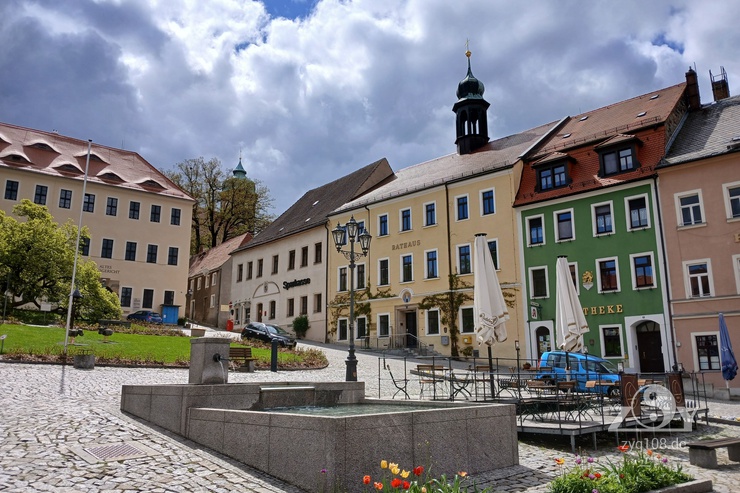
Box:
687;438;740;468
526;379;556;396
229;346;256;372
99;319;131;329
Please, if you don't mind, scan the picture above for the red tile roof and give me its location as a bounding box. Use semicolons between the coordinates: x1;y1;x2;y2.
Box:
0;121;193;201
189;233;251;276
515;82;687;207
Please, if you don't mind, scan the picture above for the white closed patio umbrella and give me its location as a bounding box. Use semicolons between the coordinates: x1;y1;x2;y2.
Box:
555;256;589;379
473;233;509;397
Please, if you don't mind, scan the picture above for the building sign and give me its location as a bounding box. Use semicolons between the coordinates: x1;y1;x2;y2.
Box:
530;301;540;320
283;278;311;290
583;304;623;315
391;240;421;251
98;264;120;275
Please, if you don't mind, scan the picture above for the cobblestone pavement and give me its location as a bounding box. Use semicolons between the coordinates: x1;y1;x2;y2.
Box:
1;339;740;492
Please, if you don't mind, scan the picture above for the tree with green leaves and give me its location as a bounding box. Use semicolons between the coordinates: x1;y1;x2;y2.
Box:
163;157;274;254
0;200;121;321
418;274;473;358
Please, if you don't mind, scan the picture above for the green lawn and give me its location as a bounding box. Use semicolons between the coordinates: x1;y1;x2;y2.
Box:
0;324;326;368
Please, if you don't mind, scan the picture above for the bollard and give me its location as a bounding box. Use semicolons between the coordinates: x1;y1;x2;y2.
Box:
271;338;279;372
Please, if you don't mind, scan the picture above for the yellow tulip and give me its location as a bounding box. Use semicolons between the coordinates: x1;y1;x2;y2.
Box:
401;470;410;478
380;460;388;469
391;467;400;475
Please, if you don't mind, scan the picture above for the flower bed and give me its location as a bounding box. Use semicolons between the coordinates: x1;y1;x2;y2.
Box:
548;445;696;493
360;460;485;493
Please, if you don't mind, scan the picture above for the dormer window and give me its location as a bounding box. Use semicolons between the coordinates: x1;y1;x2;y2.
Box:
599;146;637;176
538;164;567;191
532;152;572;192
595;135;641;178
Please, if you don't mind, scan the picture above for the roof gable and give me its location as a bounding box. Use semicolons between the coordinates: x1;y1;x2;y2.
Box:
232;158;394;252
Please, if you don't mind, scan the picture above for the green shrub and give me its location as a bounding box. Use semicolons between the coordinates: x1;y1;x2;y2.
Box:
292;315;310;339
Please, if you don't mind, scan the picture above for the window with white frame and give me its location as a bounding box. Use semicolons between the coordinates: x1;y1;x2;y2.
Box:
568;262;579;294
529;266;548;298
424;202;436;226
456;195;469;221
676;191;704;226
338;266;348;292
426;309;440;335
338;318;348;341
204;273;209;288
481;189;495;216
378;258;389;286
425;249;438;279
734;254;740;294
487;239;499;270
378;313;390;337
555;209;575;241
196;278;201;290
210;294;216;308
400;209;412;231
356;263;366;289
684;260;712;298
626;194;650;230
696;334;720;370
378;213;389;236
401;254;413;282
527;215;545;246
211;272;217;285
287;298;294;317
597;257;620;292
457;244;471;275
601;326;623;358
460;307;475;333
630;252;655;289
592;201;614;235
723;182;740;219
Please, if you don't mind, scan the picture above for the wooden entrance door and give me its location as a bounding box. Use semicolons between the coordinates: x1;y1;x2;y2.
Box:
405;311;417;348
636;321;665;373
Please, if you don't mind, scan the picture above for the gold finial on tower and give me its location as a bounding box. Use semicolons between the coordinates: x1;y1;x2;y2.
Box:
465;39;471;58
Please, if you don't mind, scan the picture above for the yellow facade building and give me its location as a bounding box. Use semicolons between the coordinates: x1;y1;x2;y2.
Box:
0;122;193;322
327;55;558;361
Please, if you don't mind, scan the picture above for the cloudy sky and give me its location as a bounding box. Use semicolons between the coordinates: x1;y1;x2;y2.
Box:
2;0;738;215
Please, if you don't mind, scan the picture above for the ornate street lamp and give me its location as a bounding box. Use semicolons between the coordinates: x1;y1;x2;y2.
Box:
332;216;371;381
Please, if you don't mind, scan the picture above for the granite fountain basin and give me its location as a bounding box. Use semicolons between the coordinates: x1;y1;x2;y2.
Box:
121;381;518;493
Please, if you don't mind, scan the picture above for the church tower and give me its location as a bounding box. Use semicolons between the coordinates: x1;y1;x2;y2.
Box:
453;47;490;155
233;151;247;179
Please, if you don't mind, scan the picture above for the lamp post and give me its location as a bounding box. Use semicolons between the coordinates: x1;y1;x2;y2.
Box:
332;216;371;382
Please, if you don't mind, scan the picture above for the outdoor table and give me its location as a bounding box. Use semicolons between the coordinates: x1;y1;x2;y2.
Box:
446;369;474;400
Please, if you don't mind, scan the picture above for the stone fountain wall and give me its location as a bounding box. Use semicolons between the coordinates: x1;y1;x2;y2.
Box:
120;381;518;493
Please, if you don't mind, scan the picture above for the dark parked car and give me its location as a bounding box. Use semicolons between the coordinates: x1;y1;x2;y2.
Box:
241;322;296;348
126;310;164;324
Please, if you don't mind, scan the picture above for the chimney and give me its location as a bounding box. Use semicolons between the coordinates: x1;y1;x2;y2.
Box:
710;66;730;102
685;67;701;111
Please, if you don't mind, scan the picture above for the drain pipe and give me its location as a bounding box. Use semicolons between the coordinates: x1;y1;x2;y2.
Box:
653;175;679;371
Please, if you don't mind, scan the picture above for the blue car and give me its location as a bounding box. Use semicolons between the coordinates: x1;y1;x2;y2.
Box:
537;350;621;396
126;310;163;324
